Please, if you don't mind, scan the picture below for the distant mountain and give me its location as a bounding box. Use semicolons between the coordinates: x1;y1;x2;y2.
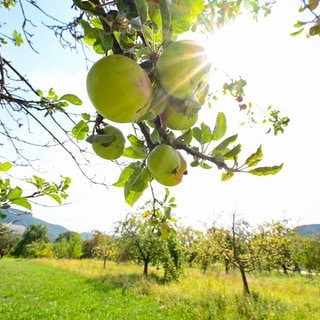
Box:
1;208;69;241
295;224;320;237
80;232;93;240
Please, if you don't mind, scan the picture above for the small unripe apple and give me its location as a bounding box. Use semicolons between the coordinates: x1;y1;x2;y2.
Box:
157;40;211;100
86;55;153;123
153;151;187;186
91;124;125;160
166;105;198;131
147;145;187;186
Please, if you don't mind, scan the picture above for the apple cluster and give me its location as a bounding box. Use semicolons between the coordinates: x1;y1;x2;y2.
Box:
86;40;211;186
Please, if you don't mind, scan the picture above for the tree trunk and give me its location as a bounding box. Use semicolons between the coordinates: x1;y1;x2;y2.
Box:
103;256;107;269
224;258;230;274
240;266;250;295
143;260;149;276
281;264;288;275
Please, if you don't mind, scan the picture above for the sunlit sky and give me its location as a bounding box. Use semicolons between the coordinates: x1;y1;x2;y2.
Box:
2;0;320;232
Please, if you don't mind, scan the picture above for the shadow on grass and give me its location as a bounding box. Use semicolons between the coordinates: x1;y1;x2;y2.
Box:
86;269;164;295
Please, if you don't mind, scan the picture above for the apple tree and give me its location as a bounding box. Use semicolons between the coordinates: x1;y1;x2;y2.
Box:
12;223;51;257
54;231;83;259
82;230;119;267
0;223;19;258
68;0;285;225
1;0;304;230
114;194;181;278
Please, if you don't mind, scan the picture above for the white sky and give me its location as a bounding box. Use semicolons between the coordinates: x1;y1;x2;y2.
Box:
2;0;320;232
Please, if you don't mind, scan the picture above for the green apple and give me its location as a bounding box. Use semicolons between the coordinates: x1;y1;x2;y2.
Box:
147;144;187;186
166;105;198;130
139;85;169;121
86;55;153;123
157;40;211;100
147;144;180;177
153;151;187;186
91;124;125;160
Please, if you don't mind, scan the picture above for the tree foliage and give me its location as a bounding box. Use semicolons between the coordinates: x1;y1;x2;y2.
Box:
12;223;50;257
54;231;83;259
0;0;292;223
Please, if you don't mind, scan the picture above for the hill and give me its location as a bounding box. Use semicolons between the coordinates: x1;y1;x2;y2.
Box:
295;224;320;237
1;208;69;240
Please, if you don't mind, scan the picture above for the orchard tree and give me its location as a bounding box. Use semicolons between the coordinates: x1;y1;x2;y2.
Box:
197;226;232;274
221;213;257;295
178;226;203;267
255;219;295;274
12;223;50;257
114;193;179;278
0;223;19;258
0;0;294;226
82;230;118;267
115;210;164;276
289;233;320;273
54;231;83;259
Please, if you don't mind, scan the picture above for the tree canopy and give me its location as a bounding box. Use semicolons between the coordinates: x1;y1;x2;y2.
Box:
0;0;318;230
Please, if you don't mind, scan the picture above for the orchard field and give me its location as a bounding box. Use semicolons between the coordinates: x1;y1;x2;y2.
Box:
1;258;320;320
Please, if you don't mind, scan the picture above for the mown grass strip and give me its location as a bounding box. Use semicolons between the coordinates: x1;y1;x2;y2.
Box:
0;259;178;320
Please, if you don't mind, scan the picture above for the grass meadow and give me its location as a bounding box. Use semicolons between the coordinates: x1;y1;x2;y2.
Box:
1;258;320;319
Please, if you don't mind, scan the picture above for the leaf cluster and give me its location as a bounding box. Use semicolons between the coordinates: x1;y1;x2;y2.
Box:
0;161;71;215
69;0;284;208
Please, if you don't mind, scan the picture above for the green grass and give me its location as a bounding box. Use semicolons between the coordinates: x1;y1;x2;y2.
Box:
1;259;320;319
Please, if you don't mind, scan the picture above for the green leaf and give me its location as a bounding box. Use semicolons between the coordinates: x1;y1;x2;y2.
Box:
123;147;146;159
12;30;23;46
48;193;62;204
294;20;307;28
213;134;238;151
223;144;242;160
170;0;204;35
201;122;213;144
1;0;15;9
221;170;234;181
98;29;114;52
211;134;238;157
290;28;304;37
0;162;12;172
113;163;138;187
80;19;99;46
133;0;148;24
73;0;103;15
245;145;263;167
200;161;212;169
249;164;283;176
59;94;83;105
86;134;115;146
212;112;227;140
124;167;152;206
8;186;23;200
11;198;32;210
28;175;44;188
159;0;173;44
123;133;147;159
174;129;193;145
72;120;89;141
48;88;58;100
192;126;202;144
81;113;91;121
118;0;138;18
